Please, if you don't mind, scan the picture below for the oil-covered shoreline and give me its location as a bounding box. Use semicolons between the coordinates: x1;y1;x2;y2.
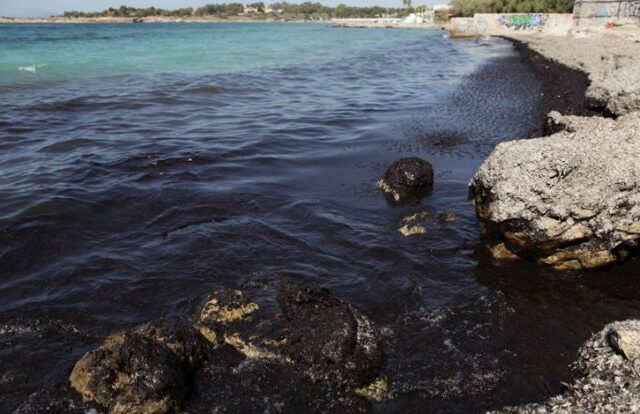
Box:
473;32;640;412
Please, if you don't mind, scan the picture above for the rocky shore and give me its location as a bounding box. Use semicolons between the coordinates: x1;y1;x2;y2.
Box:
470;32;640;270
12;281;385;413
471;30;640;412
493;320;640;414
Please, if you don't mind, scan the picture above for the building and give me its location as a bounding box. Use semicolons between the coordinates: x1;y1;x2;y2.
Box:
433;4;453;12
243;6;260;14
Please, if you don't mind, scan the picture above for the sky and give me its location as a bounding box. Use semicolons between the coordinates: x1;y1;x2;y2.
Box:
0;0;442;17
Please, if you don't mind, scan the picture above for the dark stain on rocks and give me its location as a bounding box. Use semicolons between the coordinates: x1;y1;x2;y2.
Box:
277;279;382;389
378;157;434;205
69;319;210;414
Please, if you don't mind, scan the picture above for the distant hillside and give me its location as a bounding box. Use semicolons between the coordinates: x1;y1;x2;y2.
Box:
60;3;416;21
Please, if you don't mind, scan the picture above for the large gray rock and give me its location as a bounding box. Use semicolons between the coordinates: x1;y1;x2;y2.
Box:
470;111;640;269
492;320;640;414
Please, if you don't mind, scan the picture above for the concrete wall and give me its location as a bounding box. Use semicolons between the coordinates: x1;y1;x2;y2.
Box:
573;0;640;27
450;13;573;36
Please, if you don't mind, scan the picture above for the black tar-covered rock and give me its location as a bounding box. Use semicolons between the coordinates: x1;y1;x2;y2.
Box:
379;157;434;203
277;280;382;389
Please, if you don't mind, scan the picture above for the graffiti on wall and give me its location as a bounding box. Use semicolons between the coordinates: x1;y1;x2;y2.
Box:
626;1;640;17
498;14;548;30
576;0;640;20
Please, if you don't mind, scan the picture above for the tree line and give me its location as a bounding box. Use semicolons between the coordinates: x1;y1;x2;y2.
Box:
449;0;575;16
62;3;413;19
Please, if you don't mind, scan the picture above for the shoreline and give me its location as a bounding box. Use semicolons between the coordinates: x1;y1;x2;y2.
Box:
0;16;451;29
473;30;640;414
1;20;639;413
0;16;314;24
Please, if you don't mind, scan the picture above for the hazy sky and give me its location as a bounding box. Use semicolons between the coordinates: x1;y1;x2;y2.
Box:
0;0;441;17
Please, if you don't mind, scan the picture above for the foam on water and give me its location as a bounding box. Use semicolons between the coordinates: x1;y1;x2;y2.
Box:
17;64;46;73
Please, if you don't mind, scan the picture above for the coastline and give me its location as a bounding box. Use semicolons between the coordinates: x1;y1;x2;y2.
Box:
474;30;640;413
0;16;309;24
0;16;452;28
2;18;640;413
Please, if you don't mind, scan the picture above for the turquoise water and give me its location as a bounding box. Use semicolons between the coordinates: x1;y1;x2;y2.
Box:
0;23;427;82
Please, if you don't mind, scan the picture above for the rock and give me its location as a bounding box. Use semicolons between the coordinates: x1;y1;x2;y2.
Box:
397;211;458;236
198;289;259;328
195;289;285;362
492;320;640;413
196;289;260;347
277;280;382;389
607;325;640;362
398;211;429;236
438;212;457;222
378;157;434;203
469;111;640;270
355;377;389;402
489;243;520;260
69;319;209;414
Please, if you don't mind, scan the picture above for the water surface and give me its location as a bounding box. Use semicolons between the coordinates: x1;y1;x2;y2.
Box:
2;23;640;413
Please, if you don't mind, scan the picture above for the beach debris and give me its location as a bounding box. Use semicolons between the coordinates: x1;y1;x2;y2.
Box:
69;319;209;414
470;111;640;269
378;157;434;204
277;279;382;388
492;320;640;413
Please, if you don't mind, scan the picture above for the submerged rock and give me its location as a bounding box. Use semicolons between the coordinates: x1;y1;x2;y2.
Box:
378;157;434;203
398;211;430;236
69;319;209;414
493;320;640;413
397;211;457;236
470;112;640;270
67;283;385;412
277;280;382;389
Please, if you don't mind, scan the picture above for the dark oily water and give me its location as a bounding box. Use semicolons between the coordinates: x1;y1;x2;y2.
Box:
2;24;640;413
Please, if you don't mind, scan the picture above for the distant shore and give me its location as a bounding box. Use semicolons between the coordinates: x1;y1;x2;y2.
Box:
0;16;305;24
0;16;452;28
333;21;449;30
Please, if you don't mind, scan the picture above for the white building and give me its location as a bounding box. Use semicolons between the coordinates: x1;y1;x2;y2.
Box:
433;4;453;12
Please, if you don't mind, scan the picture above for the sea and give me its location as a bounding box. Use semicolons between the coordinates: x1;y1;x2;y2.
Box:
2;22;640;413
